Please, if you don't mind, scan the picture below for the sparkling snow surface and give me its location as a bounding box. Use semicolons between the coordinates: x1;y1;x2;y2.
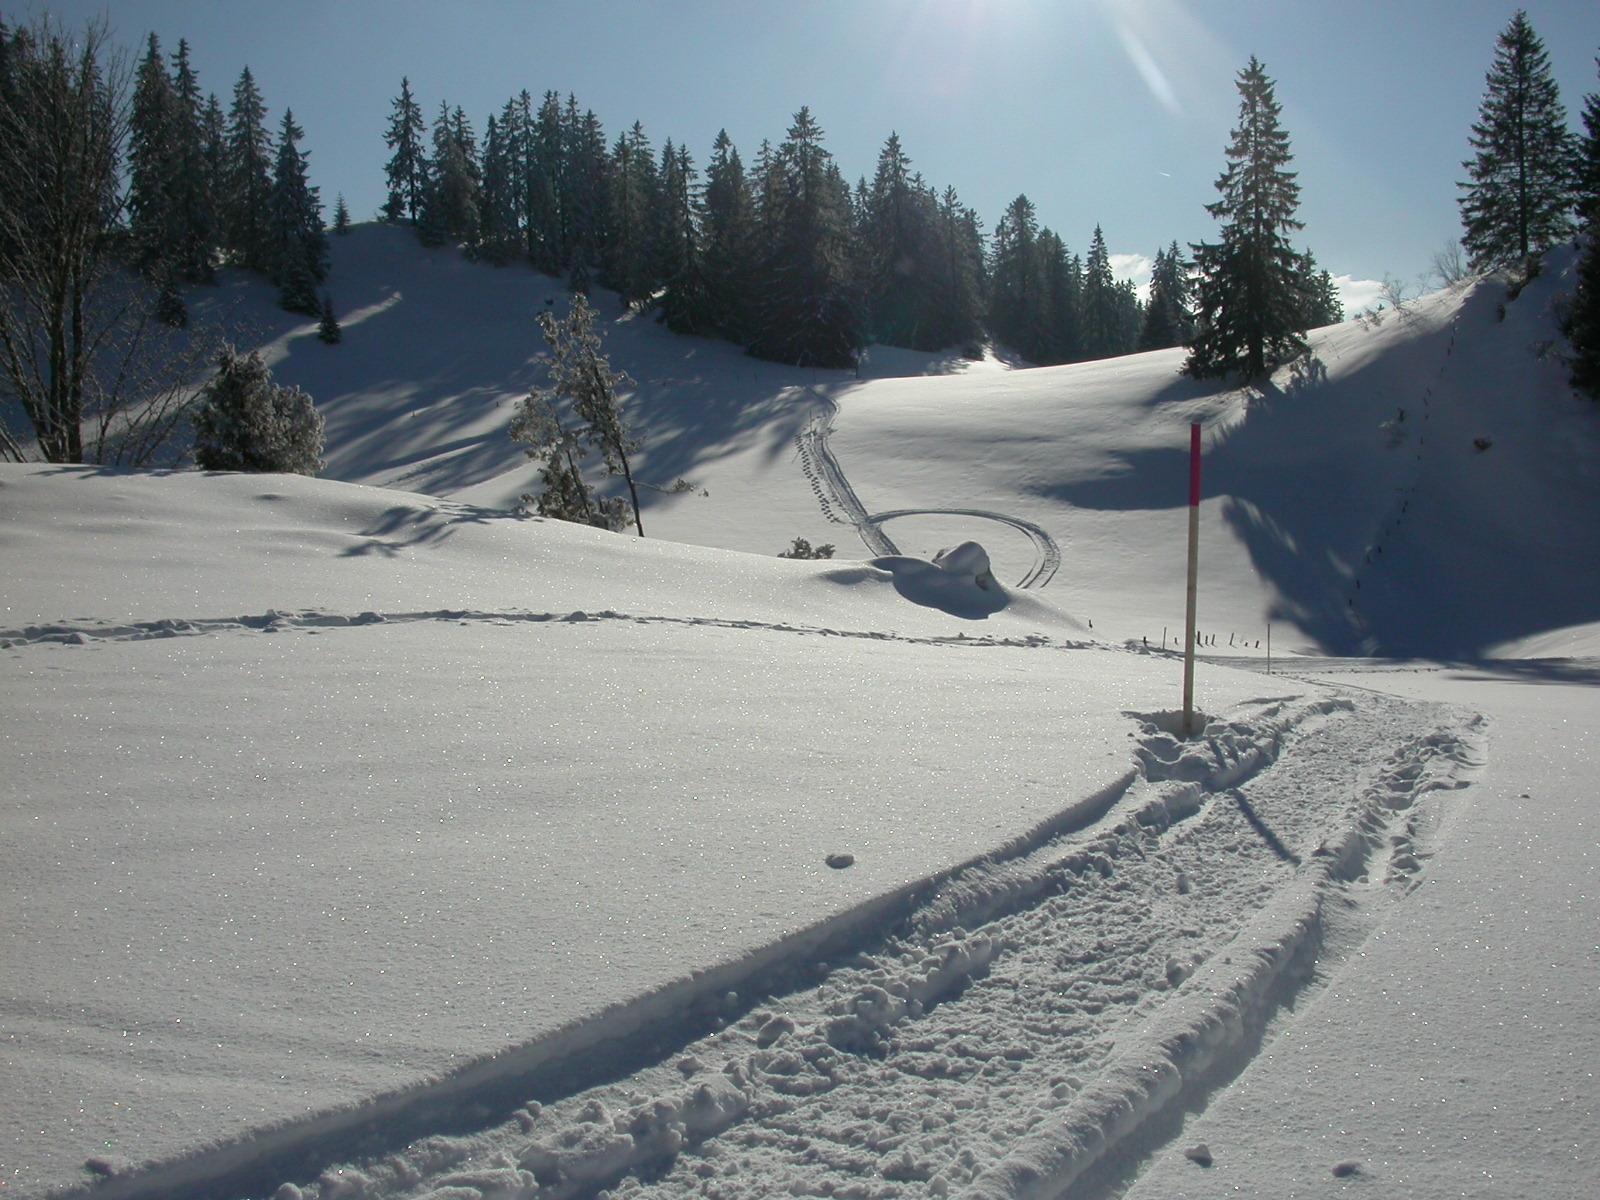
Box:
3;230;1598;1200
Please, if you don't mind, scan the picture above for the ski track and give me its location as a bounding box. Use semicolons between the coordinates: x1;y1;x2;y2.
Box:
124;688;1482;1200
794;388;1061;589
0;609;1081;653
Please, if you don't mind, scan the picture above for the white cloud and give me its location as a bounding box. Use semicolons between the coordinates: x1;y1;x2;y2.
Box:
1110;252;1155;302
1333;274;1385;316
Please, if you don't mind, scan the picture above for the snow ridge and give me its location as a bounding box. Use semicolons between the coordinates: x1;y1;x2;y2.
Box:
0;607;1085;653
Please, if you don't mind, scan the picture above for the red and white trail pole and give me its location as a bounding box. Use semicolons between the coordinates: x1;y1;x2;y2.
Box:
1182;422;1201;737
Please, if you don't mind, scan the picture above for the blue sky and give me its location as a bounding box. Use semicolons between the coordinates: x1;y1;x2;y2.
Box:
28;1;1600;306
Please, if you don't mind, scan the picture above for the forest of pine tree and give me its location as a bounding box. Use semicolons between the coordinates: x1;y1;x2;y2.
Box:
7;6;1600;474
375;77;1207;369
124;38;328;319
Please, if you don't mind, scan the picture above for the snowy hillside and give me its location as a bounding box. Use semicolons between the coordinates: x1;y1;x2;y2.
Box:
4;229;1600;1200
210;224;1600;657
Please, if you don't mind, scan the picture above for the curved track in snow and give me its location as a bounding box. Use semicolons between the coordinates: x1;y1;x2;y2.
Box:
794;387;1060;588
871;507;1061;589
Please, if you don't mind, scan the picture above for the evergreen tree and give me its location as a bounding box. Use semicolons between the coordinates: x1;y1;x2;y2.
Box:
656;142;709;333
604;120;658;305
748;107;859;367
195;347;324;474
1035;230;1081;363
1458;11;1575;271
333;193;351;234
477;111;522;264
700;129;756;340
418;101;481;246
382;77;427;223
1185;57;1309;380
1081;225;1121;358
223;66;274;271
199;91;227;243
267;108;327;314
926;184;985;351
510;294;643;534
989;194;1041;358
1567;232;1600;398
525;90;564;272
863;132;929;347
1298;251;1344;327
317;291;342;344
127;34;177;275
166;39;214;281
1139;242;1194;350
562;98;610;289
1577;56;1599;227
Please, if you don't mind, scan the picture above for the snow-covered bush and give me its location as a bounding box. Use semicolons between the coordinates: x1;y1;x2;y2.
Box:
193;347;325;475
778;537;835;559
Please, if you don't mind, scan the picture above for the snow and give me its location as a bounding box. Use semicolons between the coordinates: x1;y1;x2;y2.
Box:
3;228;1599;1200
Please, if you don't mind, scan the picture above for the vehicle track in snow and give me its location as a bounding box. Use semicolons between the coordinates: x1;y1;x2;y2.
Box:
246;690;1483;1200
794;388;1062;589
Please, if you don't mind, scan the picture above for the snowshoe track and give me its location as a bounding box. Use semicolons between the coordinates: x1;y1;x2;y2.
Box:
206;691;1482;1200
794;388;1060;589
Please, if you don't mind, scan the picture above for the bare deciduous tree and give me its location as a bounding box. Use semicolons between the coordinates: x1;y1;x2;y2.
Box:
0;16;213;466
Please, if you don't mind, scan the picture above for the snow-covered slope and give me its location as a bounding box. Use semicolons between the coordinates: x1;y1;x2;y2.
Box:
207;225;1600;658
5;229;1599;1200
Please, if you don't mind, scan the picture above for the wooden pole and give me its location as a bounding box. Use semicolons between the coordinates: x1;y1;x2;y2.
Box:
1182;423;1201;737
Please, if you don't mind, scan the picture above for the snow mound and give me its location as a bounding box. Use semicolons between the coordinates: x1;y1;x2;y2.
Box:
932;540;997;589
868;543;1009;619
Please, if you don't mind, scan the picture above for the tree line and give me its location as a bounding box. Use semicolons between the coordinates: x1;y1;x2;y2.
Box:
379;82;1229;369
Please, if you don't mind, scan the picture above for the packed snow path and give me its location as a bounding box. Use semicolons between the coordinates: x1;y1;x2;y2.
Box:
794;388;1062;589
247;690;1481;1200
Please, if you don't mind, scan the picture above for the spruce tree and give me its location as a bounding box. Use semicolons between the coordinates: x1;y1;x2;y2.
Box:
927;185;985;352
382;77;427;223
1185;57;1308;380
1298;251;1344;327
863;132;927;347
1081;225;1120;358
127;34;177;276
1139;242;1193;350
1035;230;1081;364
656;143;709;333
525;90;564;272
604;120;658;305
1568;233;1600;398
989;194;1041;359
167;39;215;282
1458;11;1575;271
748;107;859;367
1577;56;1599;228
317;292;342;344
477;112;522;264
701;129;756;340
223;67;274;271
268;108;327;314
333;193;351;234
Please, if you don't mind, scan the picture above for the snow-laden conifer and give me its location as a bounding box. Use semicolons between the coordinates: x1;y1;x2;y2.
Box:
193;347;324;474
510;295;643;534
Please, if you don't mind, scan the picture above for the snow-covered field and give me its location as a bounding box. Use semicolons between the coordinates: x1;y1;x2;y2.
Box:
3;230;1598;1200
